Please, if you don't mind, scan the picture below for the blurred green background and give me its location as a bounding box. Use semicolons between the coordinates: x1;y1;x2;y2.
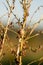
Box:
0;31;43;65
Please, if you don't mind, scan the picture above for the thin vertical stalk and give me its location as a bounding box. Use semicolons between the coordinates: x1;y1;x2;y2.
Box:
19;0;29;65
0;13;11;56
19;39;24;65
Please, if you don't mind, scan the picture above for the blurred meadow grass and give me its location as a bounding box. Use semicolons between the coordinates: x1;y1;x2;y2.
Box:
0;31;43;65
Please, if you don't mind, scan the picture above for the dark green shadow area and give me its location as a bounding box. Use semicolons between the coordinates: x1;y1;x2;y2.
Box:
0;58;43;65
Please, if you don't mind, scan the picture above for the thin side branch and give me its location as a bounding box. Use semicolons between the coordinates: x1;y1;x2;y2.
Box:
29;6;43;23
25;33;39;41
29;19;43;36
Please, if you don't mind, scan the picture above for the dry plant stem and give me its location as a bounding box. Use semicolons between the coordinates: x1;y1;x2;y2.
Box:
23;5;27;28
29;6;43;23
19;0;32;65
0;20;20;38
6;0;19;21
25;33;39;41
19;39;24;65
12;12;19;21
25;18;43;41
0;14;11;56
0;0;43;65
29;18;43;36
19;1;27;65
